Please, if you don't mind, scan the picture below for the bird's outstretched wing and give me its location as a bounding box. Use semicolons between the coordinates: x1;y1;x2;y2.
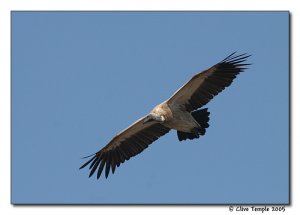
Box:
80;117;170;179
167;52;251;112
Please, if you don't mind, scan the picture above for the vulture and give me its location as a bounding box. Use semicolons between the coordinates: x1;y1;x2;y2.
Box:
80;52;250;179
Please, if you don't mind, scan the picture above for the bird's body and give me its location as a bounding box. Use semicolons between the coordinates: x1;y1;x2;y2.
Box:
152;102;199;133
80;52;251;179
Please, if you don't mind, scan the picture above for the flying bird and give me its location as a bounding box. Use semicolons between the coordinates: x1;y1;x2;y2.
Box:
80;52;250;179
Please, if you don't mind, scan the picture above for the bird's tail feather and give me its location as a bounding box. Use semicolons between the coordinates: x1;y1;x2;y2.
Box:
177;108;210;141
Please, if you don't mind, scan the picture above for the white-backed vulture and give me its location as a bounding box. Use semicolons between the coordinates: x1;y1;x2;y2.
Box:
80;52;250;179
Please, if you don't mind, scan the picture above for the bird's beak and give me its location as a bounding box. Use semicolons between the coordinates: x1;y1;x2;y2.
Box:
143;115;152;124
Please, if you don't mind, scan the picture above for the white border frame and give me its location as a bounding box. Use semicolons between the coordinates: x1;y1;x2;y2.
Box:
1;0;298;214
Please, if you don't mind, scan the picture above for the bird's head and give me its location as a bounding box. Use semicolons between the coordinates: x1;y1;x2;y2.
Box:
143;113;165;124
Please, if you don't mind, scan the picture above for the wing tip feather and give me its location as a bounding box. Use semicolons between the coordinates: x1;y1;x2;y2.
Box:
79;155;97;170
221;52;251;65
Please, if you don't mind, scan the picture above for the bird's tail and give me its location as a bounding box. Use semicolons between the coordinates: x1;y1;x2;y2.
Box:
177;108;210;141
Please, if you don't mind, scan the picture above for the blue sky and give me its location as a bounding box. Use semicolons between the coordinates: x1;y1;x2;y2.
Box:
12;11;289;204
